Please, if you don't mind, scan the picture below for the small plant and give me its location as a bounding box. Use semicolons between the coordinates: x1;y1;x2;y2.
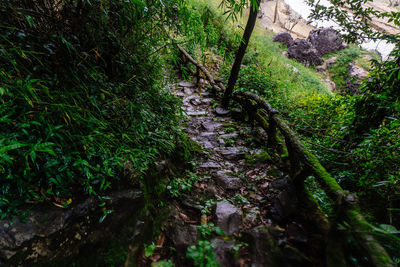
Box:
198;223;225;238
167;171;199;197
186;240;219;267
145;243;157;257
232;195;250;206
224;137;235;146
151;260;174;267
225;127;235;133
201;199;216;215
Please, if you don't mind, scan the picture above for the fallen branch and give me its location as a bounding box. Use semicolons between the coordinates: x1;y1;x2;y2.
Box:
176;44;224;92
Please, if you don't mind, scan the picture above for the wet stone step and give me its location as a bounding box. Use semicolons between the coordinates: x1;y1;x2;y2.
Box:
215;107;230;116
199;161;221;169
202;121;222;131
220;133;238;139
178;81;195;87
218;147;245;160
189;98;202;106
213;171;243;190
187;111;207;116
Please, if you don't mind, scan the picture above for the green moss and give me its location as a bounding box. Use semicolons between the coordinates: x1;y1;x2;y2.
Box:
245;150;272;165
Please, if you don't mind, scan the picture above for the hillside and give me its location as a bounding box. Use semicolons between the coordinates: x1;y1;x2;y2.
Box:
0;0;399;266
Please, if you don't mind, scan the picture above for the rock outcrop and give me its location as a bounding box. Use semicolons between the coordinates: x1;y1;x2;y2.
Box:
0;190;144;265
288;39;323;66
272;32;294;48
308;28;346;56
276;28;345;66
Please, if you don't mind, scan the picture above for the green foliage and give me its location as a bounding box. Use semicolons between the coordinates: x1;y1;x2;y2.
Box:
0;0;187;217
201;199;216;215
145;243;158;257
167;171;198;198
352;118;400;205
151;260;174;267
186;240;220;267
198;223;226;238
326;46;361;93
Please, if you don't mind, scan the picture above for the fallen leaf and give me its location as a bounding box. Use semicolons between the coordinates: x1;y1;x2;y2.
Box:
179;212;191;222
201;214;207;225
156;233;165;247
198;183;207;189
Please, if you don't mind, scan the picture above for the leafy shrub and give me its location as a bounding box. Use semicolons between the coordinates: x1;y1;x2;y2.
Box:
352;118;400;220
0;0;185;217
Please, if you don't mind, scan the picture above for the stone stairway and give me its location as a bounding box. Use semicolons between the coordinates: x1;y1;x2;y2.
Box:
155;80;325;266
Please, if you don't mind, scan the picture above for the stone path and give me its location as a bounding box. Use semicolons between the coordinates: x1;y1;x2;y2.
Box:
157;80;325;266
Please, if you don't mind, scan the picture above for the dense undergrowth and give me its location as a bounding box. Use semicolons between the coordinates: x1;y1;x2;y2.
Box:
189;0;400;232
0;0;188;218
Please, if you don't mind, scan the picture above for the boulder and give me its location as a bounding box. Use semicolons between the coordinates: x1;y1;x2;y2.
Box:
199;161;220;169
213;171;243;190
307;28;345;56
212;238;236;267
170;224;198;248
219;147;245;160
245;226;277;267
325;56;337;68
288;39;323;66
201;121;222;131
0;190;144;265
345;61;368;94
215;201;242;235
178;81;195;87
215;107;230;116
272;32;294;48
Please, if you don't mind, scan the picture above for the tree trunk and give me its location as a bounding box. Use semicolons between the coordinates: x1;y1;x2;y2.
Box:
222;1;259;107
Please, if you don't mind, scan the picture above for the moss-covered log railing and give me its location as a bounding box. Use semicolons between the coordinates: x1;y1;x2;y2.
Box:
176;45;396;267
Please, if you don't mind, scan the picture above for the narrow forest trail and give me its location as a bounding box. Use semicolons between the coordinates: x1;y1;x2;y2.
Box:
156;80;326;266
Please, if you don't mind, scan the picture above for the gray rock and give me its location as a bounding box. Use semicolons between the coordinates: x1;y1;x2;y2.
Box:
272;189;298;222
215;107;230;116
325;56;337;68
219;147;245;160
212;238;235;267
200;131;216;137
213;171;243;190
315;63;327;72
171;224;198;247
0;190;143;264
220;133;238;139
202;141;214;150
178;81;195;87
272;32;294;48
184;87;193;95
186;126;199;135
288;39;323;66
346;61;368;94
201;98;213;105
308;28;345;56
190;98;202;106
246;226;276;267
199;161;220;169
215;201;242;235
202;121;222;131
325;78;336;91
187;111;207;116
